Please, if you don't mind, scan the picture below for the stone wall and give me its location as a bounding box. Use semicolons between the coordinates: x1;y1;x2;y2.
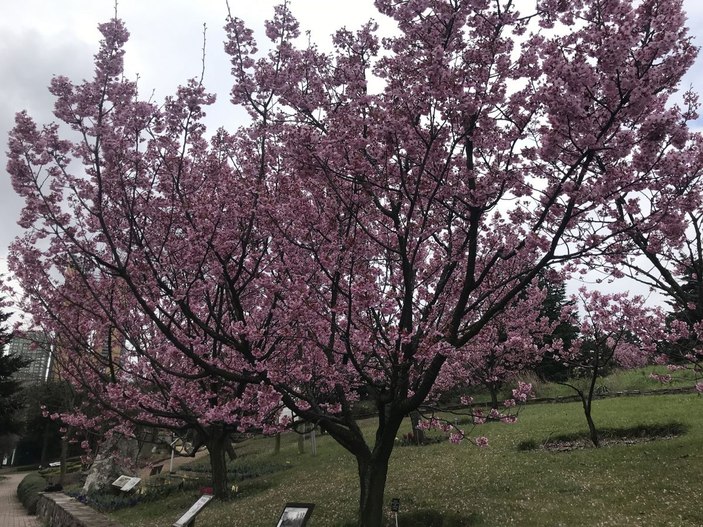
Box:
36;492;124;527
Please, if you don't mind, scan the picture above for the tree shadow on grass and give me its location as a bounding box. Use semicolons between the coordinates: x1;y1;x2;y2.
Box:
517;422;688;452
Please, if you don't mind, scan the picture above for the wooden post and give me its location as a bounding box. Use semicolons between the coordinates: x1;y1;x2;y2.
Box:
298;431;305;454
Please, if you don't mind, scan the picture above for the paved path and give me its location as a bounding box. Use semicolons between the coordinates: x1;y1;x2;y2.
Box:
0;471;41;527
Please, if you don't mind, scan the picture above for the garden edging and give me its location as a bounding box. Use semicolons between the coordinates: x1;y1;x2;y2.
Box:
36;492;124;527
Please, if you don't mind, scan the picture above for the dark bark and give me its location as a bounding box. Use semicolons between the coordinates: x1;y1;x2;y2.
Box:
583;344;603;448
273;433;281;455
225;437;237;461
206;428;231;500
357;454;391;527
313;402;405;527
488;386;500;410
583;400;600;448
355;409;405;526
59;433;68;485
39;421;50;468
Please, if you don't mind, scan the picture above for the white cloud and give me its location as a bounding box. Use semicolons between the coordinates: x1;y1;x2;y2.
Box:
1;0;702;305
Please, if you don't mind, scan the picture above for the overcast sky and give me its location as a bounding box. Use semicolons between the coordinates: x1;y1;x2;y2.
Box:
2;0;703;304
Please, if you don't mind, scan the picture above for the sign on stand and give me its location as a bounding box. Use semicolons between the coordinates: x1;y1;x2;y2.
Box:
173;494;214;527
121;477;142;492
112;475;141;492
112;476;132;489
391;498;400;527
275;502;315;527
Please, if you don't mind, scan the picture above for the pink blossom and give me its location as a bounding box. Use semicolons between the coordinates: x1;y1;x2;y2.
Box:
649;373;672;384
5;0;700;518
460;395;474;406
449;432;464;444
474;436;489;448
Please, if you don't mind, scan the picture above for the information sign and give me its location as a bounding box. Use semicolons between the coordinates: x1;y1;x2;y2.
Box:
173;494;214;527
275;502;315;527
121;477;141;492
112;475;132;488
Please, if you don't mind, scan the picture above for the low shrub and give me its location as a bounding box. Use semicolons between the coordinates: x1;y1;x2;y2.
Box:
66;473;215;512
75;491;140;512
13;463;41;472
16;472;49;514
179;457;291;481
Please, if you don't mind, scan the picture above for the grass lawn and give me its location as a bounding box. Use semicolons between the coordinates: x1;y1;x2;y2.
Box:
461;365;700;404
109;392;703;527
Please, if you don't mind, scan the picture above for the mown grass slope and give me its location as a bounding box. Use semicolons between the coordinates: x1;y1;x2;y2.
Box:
110;391;703;526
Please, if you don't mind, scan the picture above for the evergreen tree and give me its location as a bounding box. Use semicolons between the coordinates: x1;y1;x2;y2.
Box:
662;258;703;362
0;306;26;436
534;273;580;382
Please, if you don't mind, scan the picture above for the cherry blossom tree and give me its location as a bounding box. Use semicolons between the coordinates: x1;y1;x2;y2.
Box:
444;284;553;409
6;1;701;524
606;204;703;392
556;289;664;447
42;270;277;498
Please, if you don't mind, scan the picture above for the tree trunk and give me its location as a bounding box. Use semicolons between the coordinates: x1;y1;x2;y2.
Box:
225;437;237;461
206;428;231;500
582;399;600;447
489;386;500;410
357;455;391;527
39;421;50;467
59;433;68;485
584;349;602;448
273;433;281;455
297;428;305;454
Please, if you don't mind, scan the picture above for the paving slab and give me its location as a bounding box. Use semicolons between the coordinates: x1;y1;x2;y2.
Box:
0;471;41;527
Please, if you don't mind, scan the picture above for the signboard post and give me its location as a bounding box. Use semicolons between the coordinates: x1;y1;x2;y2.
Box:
173;494;214;527
111;475;141;493
310;428;317;457
112;475;132;489
121;477;141;492
391;498;400;527
275;502;315;527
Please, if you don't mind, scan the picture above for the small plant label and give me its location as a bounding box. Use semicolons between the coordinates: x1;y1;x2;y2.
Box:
111;475;132;488
173;494;214;527
121;477;141;492
275;502;315;527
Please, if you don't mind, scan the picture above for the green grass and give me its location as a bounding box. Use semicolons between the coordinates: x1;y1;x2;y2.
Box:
109;392;703;527
459;365;699;404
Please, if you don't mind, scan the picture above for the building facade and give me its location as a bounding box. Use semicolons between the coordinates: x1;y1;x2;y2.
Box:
7;331;51;385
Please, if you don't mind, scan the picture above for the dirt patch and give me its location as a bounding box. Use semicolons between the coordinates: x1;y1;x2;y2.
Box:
539;434;680;452
518;422;687;453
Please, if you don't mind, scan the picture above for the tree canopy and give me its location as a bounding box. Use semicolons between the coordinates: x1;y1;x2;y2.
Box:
6;1;702;524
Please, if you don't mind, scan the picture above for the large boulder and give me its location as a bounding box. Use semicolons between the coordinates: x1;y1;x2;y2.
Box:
82;436;139;494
